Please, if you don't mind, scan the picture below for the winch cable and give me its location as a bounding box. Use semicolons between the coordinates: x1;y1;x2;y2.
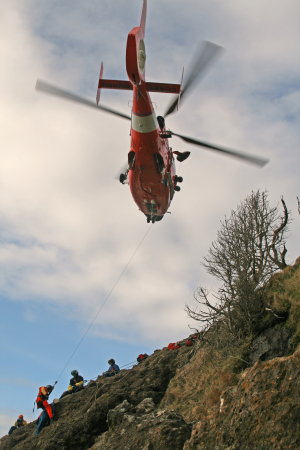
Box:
55;224;153;385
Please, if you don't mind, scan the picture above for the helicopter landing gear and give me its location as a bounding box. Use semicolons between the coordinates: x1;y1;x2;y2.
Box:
175;176;183;183
162;178;168;187
119;168;129;184
174;151;190;162
174;185;181;192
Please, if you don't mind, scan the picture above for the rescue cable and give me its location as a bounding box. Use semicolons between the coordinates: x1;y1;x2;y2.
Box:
55;225;152;384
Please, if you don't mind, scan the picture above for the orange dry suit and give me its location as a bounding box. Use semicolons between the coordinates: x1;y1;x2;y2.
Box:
36;386;54;419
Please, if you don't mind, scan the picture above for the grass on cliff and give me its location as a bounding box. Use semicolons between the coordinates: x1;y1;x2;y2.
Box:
161;341;248;422
265;257;300;350
162;257;300;423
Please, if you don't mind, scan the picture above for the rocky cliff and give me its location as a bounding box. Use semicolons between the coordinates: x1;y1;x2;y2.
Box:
1;259;299;450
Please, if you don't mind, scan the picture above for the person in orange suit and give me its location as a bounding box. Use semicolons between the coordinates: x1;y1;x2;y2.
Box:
34;385;55;436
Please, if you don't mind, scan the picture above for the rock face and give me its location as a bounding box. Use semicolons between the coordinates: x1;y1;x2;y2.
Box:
0;344;193;450
90;398;191;450
249;326;292;364
183;346;300;450
1;340;300;449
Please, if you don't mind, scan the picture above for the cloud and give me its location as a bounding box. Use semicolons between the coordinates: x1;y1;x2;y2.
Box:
0;0;299;350
0;377;36;388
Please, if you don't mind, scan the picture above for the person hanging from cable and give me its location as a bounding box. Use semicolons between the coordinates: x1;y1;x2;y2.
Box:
34;385;55;436
102;358;120;377
8;415;27;436
59;370;85;399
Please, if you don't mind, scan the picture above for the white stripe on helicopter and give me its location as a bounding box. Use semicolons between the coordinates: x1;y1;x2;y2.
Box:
131;110;158;134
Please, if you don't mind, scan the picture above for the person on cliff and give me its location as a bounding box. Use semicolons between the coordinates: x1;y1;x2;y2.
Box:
137;353;149;363
102;359;120;377
59;370;85;399
8;415;27;435
186;335;197;347
34;385;55;436
168;342;180;350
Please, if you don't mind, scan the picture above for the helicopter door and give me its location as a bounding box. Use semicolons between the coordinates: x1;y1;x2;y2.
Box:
153;152;165;174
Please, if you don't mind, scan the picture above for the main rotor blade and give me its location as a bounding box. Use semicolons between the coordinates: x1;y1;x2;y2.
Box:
35;80;131;121
169;131;269;167
164;41;224;118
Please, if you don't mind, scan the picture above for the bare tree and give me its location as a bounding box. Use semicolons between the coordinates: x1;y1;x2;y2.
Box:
186;190;290;341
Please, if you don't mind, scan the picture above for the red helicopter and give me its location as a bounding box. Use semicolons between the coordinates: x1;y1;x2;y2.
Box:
36;0;268;223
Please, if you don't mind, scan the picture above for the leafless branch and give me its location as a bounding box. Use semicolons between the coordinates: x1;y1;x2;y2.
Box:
186;190;290;346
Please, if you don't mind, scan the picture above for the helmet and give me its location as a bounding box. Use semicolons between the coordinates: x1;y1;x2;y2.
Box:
71;370;78;377
19;415;23;419
46;385;53;393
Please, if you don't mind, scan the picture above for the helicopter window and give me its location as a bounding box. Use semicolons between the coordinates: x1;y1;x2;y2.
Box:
154;152;165;173
128;150;136;169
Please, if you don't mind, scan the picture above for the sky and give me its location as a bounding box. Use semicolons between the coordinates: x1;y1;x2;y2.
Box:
0;0;299;437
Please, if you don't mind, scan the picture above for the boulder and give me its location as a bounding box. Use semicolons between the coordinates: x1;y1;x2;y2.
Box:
249;326;292;363
89;398;191;450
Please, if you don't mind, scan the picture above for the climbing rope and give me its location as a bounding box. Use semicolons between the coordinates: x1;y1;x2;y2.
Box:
83;360;137;383
54;225;152;384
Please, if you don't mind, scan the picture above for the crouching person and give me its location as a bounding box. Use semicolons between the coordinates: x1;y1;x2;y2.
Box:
69;369;84;392
60;370;84;399
137;353;148;363
102;359;120;377
34;385;55;436
8;415;27;435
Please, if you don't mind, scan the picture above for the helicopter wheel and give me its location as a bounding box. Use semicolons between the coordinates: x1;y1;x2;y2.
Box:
119;173;126;184
174;185;181;192
175;176;183;183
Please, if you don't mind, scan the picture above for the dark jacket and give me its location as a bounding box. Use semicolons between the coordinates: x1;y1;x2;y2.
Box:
70;375;84;387
107;364;120;374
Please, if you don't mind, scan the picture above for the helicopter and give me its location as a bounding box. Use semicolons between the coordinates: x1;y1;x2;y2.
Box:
36;0;269;224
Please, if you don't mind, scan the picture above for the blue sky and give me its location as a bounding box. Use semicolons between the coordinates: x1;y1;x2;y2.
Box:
1;0;300;437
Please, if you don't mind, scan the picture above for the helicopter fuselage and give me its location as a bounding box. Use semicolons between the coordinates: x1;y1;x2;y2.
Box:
125;8;178;223
128;86;176;221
